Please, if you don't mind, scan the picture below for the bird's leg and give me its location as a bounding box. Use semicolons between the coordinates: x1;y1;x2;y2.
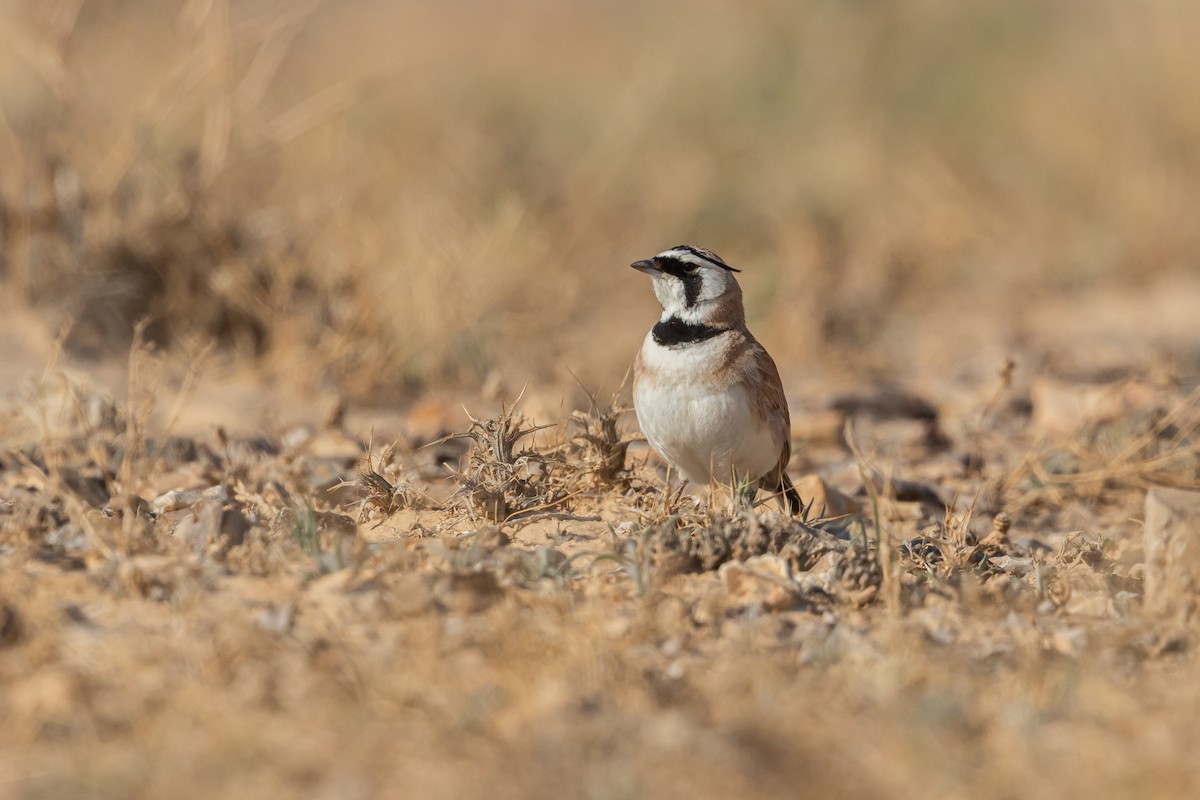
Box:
658;466;701;515
734;472;757;511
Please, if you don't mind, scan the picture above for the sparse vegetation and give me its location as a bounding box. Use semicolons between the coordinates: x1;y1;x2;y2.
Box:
2;1;1200;798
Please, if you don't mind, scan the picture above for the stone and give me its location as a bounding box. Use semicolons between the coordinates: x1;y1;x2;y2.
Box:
719;554;799;611
791;474;860;519
1143;486;1200;616
159;486;250;553
790;410;846;446
1029;378;1158;437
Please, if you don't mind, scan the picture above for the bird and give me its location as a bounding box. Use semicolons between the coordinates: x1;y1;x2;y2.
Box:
630;244;802;515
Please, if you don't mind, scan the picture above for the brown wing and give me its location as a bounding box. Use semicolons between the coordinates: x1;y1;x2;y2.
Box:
736;339;792;470
731;337;799;512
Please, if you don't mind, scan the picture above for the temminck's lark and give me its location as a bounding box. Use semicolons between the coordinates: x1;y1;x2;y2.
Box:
631;245;801;514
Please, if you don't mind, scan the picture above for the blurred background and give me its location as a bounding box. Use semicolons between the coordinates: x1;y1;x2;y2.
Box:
1;0;1197;405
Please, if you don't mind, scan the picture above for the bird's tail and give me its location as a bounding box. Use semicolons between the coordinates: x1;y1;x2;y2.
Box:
780;471;802;516
760;470;803;516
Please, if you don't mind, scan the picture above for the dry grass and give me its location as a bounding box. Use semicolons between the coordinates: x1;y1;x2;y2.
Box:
3;0;1200;391
2;1;1200;798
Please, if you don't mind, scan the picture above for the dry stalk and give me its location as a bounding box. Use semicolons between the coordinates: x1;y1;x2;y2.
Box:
117;320;163;494
844;418;897;612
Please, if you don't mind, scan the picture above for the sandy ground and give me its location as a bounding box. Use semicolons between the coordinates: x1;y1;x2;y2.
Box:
5;2;1200;796
2;274;1199;800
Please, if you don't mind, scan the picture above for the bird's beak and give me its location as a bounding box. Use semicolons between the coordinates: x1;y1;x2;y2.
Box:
630;259;657;274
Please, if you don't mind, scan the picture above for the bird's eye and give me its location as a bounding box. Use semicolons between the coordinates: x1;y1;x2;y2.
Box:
681;263;698;273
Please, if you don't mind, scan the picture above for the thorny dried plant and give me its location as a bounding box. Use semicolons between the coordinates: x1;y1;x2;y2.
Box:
440;402;569;523
568;386;632;488
834;530;884;607
900;508;1018;581
609;508;846;590
351;442;432;523
357;465;404;516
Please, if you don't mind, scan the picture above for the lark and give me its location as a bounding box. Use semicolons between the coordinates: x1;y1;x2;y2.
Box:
631;245;801;514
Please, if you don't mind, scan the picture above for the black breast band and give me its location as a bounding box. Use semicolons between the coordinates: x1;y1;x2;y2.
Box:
652;317;730;347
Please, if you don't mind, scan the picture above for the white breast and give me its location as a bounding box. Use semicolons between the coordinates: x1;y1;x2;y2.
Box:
634;333;779;486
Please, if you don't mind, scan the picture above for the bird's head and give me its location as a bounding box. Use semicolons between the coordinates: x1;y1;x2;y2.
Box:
630;245;744;324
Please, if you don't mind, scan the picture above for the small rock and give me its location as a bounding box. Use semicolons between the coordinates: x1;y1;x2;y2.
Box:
60;467;110;508
796;551;840;594
1143;486;1200;616
719;554;799;612
1029;378;1156;437
152;488;207;514
280;425;314;451
989;555;1033;577
165;490;250;553
103;493;151;520
791;474;860;519
790;410;846;445
1064;592;1112;619
1049;626;1088;657
46;523;90;554
255;603;295;633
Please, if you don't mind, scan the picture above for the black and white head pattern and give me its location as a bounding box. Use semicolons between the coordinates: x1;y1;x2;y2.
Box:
631;245;746;347
632;245;742;316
